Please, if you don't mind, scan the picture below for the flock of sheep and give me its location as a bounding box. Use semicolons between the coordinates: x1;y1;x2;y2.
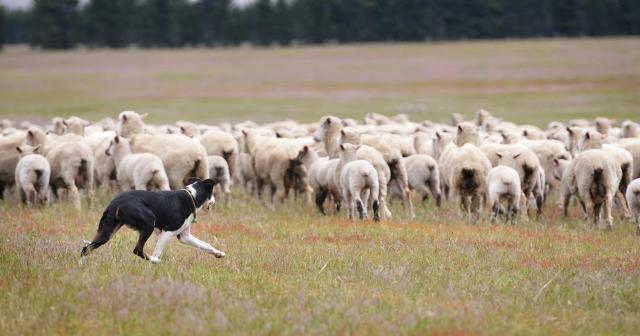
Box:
1;110;640;234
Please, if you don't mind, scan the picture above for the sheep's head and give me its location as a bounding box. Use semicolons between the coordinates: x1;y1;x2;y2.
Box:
455;122;479;146
64;116;91;136
177;121;199;138
552;157;571;182
51;117;67;135
621;120;639;138
433;131;454;159
25;127;47;147
500;130;520;144
594;117;611;135
339;127;360;145
577;130;604;151
496;151;520;169
0;119;13;130
338;143;360;162
314;116;341;142
117;110;147;139
15;144;41;157
105;135;130;157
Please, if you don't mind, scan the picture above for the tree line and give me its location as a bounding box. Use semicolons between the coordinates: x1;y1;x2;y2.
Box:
1;0;639;50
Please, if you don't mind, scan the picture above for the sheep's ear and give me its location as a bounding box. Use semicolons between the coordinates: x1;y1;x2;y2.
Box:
180;126;186;134
513;153;521;159
62;120;68;126
566;127;573;135
585;132;591;139
241;129;247;136
457;125;463;133
16;146;22;153
340;129;345;136
339;144;345;151
27;130;34;138
435;131;441;139
496;152;503;158
553;158;559;166
121;114;128;122
356;144;362;150
114;135;120;143
301;145;309;154
522;130;528;137
140;112;149;119
33;145;41;153
325;118;331;125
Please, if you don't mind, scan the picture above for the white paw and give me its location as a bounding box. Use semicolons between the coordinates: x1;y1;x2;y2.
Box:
149;256;161;264
214;251;226;258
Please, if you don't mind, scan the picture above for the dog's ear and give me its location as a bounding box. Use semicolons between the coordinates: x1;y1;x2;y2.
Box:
203;178;219;190
186;177;200;185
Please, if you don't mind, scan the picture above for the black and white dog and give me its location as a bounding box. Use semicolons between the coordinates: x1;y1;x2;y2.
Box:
81;178;225;263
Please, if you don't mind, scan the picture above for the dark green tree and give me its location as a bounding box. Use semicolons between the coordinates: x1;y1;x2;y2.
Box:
30;0;79;49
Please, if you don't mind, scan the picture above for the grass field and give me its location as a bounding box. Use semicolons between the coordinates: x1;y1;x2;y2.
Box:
1;38;639;125
1;38;640;335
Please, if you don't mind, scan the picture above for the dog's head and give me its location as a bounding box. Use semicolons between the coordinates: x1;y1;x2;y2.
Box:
186;178;219;211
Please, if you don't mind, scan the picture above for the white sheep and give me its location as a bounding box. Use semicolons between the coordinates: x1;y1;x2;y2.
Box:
390;154;441;207
338;143;381;221
14;145;50;206
197;130;239;181
208;155;231;203
440;143;492;221
621;120;640;138
625;178;640;235
487;151;522;223
116;111;148;139
578;130;634;217
25;127;95;209
105;136;170;191
0;130;26;199
559;149;621;229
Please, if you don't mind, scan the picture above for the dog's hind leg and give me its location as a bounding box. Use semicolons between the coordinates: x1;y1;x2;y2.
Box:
81;209;119;257
133;225;154;261
177;227;225;258
149;231;174;264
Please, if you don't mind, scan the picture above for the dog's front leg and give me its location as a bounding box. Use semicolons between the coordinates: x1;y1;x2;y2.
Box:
149;231;174;264
177;227;225;258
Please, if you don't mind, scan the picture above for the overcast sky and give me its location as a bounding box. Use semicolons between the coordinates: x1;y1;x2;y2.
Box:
0;0;254;10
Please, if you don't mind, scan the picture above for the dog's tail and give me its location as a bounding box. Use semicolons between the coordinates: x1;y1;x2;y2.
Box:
80;207;119;257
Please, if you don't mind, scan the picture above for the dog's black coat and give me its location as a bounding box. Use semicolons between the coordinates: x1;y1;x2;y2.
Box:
81;178;217;260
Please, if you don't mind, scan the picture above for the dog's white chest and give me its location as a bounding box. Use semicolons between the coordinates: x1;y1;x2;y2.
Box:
175;214;194;235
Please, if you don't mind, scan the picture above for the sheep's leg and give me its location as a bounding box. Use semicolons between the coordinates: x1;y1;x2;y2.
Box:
25;185;36;207
360;189;369;219
0;182;5;200
379;178;392;218
592;201;602;230
315;188;328;215
85;164;95;209
355;197;365;220
490;201;499;223
471;194;481;223
604;196;613;231
636;215;640;236
615;191;631;219
403;187;415;218
275;180;287;203
38;188;48;206
562;190;572;217
18;187;27;204
428;180;442;208
346;191;354;220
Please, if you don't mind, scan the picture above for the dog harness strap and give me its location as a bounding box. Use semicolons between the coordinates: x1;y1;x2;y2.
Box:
182;189;198;223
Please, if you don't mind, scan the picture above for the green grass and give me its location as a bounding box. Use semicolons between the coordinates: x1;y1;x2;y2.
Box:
1;190;639;335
